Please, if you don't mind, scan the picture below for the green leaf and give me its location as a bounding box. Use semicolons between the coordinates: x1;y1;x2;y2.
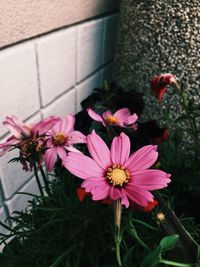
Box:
160;234;179;252
142;246;161;267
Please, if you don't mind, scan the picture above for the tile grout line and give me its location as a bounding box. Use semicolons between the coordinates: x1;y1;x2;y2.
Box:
34;42;44;119
75;25;78;112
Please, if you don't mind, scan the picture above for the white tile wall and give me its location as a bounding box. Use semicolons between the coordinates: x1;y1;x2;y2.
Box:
42;88;76;118
36;28;76;106
6;176;40;214
0;42;40;136
77;19;103;82
0;14;118;227
77;72;100;112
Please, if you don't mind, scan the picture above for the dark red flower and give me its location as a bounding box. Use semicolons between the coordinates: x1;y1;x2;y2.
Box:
130;199;158;212
150;73;179;101
76;187;113;205
141;200;158;212
76;187;91;202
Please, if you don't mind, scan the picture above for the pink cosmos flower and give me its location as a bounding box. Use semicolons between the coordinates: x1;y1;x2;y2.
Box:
87;107;138;127
0;115;59;157
63;131;171;208
44;114;86;171
150;73;179;101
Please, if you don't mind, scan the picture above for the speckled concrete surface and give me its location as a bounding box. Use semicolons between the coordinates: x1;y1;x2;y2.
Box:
114;0;200;122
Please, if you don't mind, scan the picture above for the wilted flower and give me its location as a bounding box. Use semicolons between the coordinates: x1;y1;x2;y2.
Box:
44;114;86;171
0;115;59;170
87;107;138;128
150;73;179;101
63;131;170;208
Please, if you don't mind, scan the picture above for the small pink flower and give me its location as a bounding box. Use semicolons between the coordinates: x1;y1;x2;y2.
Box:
0;115;59;157
63;131;171;208
150;73;179;101
87;107;138;127
44;114;86;171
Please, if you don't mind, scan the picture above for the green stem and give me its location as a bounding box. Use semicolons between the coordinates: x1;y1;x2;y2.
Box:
160;259;192;267
115;227;123;267
40;166;51;196
33;163;44;196
131;229;150;252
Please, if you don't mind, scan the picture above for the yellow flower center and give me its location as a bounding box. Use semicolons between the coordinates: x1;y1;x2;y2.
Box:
106;164;130;186
106;115;119;124
54;132;67;145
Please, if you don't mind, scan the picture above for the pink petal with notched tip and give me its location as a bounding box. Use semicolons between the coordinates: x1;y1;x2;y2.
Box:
67;131;86;144
131;169;171;190
125;186;154;207
91;185;110;201
87;108;103;122
82;177;108;191
63;152;104;179
44;147;58;171
87;130;111;169
110;132;130;165
125;145;158;172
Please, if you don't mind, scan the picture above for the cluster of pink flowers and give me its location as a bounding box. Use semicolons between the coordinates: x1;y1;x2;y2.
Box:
0;114;86;171
0;75;173;209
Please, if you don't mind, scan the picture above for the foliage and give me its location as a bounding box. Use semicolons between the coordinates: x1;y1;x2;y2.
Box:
0;77;200;267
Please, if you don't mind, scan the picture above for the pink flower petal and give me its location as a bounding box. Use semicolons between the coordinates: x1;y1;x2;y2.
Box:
0;136;19;156
114;108;130;122
82;177;107;191
57;147;67;161
63;152;104;179
51;115;75;135
132;170;171;190
124;113;138;126
125;145;158;172
44;147;58;171
120;189;130;208
87;108;103;122
110;132;130;165
81;178;110;200
109;186;121;200
102;110;112;119
3;116;31;138
87;130;111;169
32;116;60;135
61;115;75;133
125;186;154;207
91;185;110;201
64;145;82;153
67;131;86;144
